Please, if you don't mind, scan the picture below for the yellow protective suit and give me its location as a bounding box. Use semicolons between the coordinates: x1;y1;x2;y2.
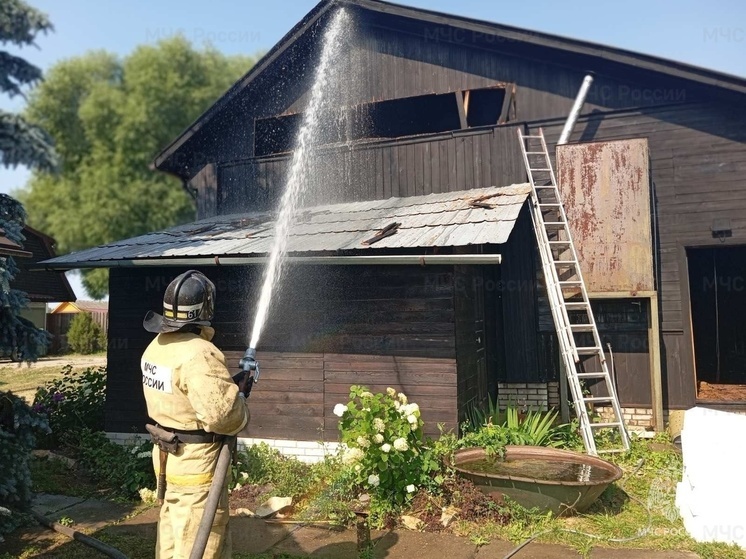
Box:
141;326;249;559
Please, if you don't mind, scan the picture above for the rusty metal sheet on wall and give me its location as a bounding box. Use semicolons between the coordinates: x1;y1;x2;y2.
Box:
557;139;653;295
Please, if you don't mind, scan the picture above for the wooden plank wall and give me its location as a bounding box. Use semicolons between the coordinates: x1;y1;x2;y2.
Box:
223;351;458;440
219;125;525;213
530;101;746;408
499;207;540;382
106;265;460;438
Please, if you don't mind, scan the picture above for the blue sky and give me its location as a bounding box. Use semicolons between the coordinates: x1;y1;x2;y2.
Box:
2;0;745;298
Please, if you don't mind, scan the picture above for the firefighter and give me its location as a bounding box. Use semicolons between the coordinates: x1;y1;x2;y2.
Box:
141;270;249;559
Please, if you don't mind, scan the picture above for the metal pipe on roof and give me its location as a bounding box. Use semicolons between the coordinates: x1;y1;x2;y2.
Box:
557;74;594;145
38;254;502;271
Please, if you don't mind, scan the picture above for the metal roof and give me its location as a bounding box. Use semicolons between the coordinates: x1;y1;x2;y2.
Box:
40;184;530;270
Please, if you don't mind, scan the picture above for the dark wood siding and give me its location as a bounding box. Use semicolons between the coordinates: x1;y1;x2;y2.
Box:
183;14;704;175
219;125;524;212
106;264;459;437
190;163;218;220
528;101;746;408
500;207;540;382
454;264;487;424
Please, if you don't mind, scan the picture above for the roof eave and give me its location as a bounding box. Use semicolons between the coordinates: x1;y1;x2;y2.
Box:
151;0;337;175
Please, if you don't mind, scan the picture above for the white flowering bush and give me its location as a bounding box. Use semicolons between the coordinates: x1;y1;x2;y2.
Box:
335;385;441;505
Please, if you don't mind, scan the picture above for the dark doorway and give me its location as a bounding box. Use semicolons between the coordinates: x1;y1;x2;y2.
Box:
688;246;746;399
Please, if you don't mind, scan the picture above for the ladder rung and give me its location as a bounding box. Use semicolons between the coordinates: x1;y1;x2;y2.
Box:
570;324;594;331
540;203;562;207
530;168;552;172
534;185;558;189
554;260;577;265
549;241;572;246
565;302;590;309
559;280;583;285
576;372;608;379
522;135;543;139
544;222;567;227
576;346;602;355
597;448;629;455
525;151;545;155
583;396;614;403
589;422;625;428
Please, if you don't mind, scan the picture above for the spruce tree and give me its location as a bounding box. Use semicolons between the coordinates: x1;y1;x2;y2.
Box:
0;0;56;171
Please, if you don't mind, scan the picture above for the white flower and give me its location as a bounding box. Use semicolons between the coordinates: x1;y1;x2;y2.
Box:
398;393;408;404
357;436;371;448
241;472;249;479
138;488;158;504
137;450;152;459
404;403;420;416
354;464;362;472
381;443;392;453
407;414;418;424
361;391;374;399
406;484;416;493
373;418;386;432
393;437;409;451
343;447;364;464
386;387;396;397
410;423;418;431
368;474;380;487
373;434;384;444
333;403;348;417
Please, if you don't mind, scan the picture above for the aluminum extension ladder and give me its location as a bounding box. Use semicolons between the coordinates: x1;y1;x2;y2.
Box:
517;127;630;456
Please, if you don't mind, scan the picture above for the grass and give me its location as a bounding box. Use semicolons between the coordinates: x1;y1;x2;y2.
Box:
0;357;104;402
450;434;746;558
29;454;103;499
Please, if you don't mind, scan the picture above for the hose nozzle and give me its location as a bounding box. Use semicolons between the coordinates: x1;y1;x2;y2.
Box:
238;347;260;381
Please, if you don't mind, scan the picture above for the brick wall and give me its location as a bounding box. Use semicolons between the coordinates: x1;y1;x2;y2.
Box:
497;382;560;411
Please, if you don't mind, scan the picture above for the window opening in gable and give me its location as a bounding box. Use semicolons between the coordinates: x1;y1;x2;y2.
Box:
254;85;512;157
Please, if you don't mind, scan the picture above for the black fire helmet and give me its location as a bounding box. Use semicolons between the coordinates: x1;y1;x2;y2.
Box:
143;270;216;334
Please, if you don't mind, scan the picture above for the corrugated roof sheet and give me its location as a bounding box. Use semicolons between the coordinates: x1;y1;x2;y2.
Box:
42;184;530;268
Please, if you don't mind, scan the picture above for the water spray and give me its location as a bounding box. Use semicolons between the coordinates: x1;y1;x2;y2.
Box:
247;7;349;352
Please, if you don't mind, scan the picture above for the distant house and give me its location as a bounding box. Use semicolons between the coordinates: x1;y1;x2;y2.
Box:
48;301;109;353
41;0;746;457
10;226;75;331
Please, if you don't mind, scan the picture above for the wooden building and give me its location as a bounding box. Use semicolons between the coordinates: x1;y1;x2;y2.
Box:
11;226;75;334
48;301;109;354
43;0;746;448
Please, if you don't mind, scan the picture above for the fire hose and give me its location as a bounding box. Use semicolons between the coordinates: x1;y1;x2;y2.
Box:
188;347;259;559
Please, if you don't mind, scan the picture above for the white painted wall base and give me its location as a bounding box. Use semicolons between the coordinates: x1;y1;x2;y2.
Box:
106;433;339;464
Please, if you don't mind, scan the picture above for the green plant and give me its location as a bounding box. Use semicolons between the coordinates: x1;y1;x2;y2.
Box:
71;430;154;498
0;391;50;541
233;442;315;499
464;398;581;449
335;385;442;507
459;423;511;458
32;365;106;448
66;313;105;355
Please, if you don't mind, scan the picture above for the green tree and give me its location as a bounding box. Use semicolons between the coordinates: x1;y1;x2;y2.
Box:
20;37;255;298
0;0;56;171
66;312;103;354
0;194;50;361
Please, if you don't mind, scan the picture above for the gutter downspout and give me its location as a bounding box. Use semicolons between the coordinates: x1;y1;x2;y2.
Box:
557;74;594;146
